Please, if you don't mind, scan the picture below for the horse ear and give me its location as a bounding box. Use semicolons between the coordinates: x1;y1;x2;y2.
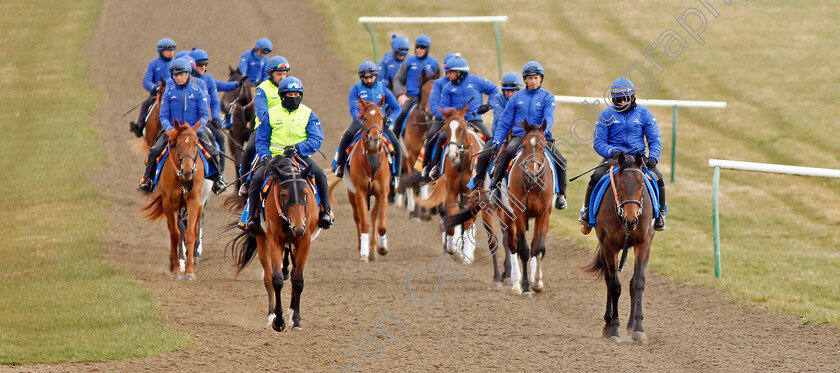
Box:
540;120;547;133
634;152;644;167
377;95;386;108
441;108;455;118
459;103;469;117
229;65;235;74
193;120;202;129
356;100;366;121
618;152;626;166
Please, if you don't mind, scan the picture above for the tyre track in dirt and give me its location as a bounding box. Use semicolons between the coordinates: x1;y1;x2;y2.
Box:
11;1;840;371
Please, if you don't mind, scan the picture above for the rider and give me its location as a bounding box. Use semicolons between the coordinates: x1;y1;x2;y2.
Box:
422;55;498;179
238;55;291;196
490;72;523;134
245;76;334;233
421;52;457;176
580;77;666;230
238;38;272;85
138;58;225;194
190;48;229;188
468;61;568;210
378;35;410;93
390;34;440;139
333;61;402;179
130;37;177;137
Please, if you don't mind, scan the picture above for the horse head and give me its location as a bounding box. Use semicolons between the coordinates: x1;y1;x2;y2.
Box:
520;120;548;189
417;70;436;124
613;152;647;232
272;158;309;237
167;118;201;185
357;99;384;153
440;104;470;169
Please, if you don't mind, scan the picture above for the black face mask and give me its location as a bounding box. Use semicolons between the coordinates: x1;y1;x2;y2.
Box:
282;94;302;111
612;96;636;113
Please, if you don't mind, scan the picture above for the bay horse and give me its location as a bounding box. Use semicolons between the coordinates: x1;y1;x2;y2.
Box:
141;119;211;280
583;152;655;343
229;156;319;331
328;100;391;262
415;105;501;276
398;70;437;220
223;68;254;191
443;121;555;297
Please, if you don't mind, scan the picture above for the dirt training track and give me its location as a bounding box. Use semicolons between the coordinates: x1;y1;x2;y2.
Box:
13;1;840;371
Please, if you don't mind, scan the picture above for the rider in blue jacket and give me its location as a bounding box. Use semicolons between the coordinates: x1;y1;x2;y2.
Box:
420;52;458;176
422;56;498;179
490;72;523;134
333;61;402;179
468;61;568;210
580;77;666;230
190;48;228;186
238;38;272;85
138;58;225;194
390;34;440;139
378;35;410;93
131;38;177;137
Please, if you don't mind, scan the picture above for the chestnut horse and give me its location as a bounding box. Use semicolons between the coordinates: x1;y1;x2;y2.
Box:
141;119;211;280
443;121;555;297
583;152;655;343
133;80;165;154
398;71;437;219
229;156;319;331
328;100;391;262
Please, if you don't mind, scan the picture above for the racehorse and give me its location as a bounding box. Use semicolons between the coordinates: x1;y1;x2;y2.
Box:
328;99;391;262
583;152;655;343
141;119;211;280
221;67;254;190
414;105;501;273
443;121;555;297
398;70;437;220
229;156;319;331
132;80;165;154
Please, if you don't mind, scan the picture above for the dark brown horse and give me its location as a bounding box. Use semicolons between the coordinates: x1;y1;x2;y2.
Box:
221;67;254;191
443;121;555;296
398;70;437;220
229;156;319;331
328;99;391;262
141;119;210;280
583;152;655;343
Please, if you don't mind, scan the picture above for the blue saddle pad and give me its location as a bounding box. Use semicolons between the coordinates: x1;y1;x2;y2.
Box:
497;147;562;194
153;144;217;185
589;167;661;227
238;166;321;226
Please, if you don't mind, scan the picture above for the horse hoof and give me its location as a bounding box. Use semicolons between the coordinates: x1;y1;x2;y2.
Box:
377;247;388;255
631;332;646;342
511;286;522;296
503;278;513;286
184;274;196;281
411;217;421;222
271;316;286;332
265;314;276;329
608;336;621;343
493;281;503;288
360;255;369;263
530;281;544;293
292;326;303;331
520;291;533;299
170;275;181;280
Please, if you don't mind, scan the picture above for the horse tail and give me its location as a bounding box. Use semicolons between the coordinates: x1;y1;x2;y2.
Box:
228;229;258;279
327;173;342;205
396;172;425;193
416;180;445;208
223;194;247;212
131;138;150;155
582;243;606;277
140;192;165;222
441;194;487;230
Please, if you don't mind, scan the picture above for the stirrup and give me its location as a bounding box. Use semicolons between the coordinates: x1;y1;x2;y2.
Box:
334;165;344;178
318;209;335;229
138;179;154;193
654;214;666;231
238;182;249;197
245;216;262;234
554;195;567;210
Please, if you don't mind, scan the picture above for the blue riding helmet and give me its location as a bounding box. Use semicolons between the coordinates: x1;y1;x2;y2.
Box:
444;56;469;73
443;52;460;65
501;72;523;90
358;61;378;78
265;55;291;75
175;50;191;60
392;36;410;54
415;34;431;48
157;38;177;52
180;55;196;71
190;48;210;64
610;77;636;98
169;58;191;75
255;38;273;54
277;76;304;95
522;61;544;78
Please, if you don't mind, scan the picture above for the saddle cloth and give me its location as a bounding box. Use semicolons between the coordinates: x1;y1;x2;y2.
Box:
588;167;661;227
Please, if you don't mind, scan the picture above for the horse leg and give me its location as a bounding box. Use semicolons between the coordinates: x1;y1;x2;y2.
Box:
354;190;372;262
289;241;311;330
269;235;286;332
628;241;650;342
374;190;388;255
603;255;622;342
529;213;549;293
503;225;516;288
162;199;181;279
255;234;277;329
483;217;503;286
516;226;532;298
461;217;476;265
182;198;200;281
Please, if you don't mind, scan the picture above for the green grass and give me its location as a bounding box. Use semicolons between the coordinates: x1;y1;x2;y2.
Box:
313;0;840;326
0;0;189;364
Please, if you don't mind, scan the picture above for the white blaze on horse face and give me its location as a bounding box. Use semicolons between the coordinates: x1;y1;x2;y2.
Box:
529;137;536;146
369;109;376;116
448;120;460;160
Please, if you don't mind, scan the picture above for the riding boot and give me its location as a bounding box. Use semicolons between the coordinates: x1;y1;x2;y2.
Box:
245;178;262;234
554;195;567;210
654;179;667;231
579;183;595;227
138;159;157;193
382;125;401;174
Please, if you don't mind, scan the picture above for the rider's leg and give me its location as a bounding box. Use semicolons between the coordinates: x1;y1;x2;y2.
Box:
489;136;523;190
198;130;226;193
429;133;448;179
391;96;417;138
467;142;495;190
210;125;226;172
300;156;334;228
238;131;258;196
131;94;155;135
245;162;267;233
382;125;402;174
468;120;491;140
334;121;363;177
421;121;444;175
546;139;568;209
580;159;611;226
648;164;667;230
139;132;168;192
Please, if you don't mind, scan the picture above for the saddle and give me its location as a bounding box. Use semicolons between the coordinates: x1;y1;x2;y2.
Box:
345;130;397;174
588;167;661;227
152;142;217;185
237;157;319;229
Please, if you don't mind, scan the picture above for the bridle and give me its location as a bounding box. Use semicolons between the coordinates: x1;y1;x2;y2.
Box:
520;133;548;192
168;132;199;180
228;79;255;126
443;119;471;172
272;163;309;230
609;165;645;233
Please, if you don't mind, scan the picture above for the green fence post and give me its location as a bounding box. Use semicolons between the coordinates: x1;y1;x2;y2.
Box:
493;21;504;80
712;165;721;278
362;22;378;62
670;105;678;183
